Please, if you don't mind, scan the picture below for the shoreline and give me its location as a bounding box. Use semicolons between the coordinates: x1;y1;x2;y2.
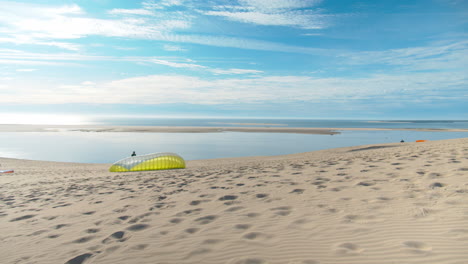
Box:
1;137;467;165
1;124;468;134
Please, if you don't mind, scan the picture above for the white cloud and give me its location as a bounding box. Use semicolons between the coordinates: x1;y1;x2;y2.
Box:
239;0;322;11
150;59;206;69
0;49;264;74
0;1;191;49
108;8;154;16
0;1;332;54
210;68;263;75
203;11;327;29
143;0;187;9
16;68;36;72
149;58;264;75
1;71;464;105
163;44;187;51
343;40;468;71
201;0;330;29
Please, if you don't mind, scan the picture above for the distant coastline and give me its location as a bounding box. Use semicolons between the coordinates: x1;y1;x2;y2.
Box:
1;124;468;134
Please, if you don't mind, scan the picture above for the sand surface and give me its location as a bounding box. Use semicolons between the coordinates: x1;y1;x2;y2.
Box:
1;138;467;264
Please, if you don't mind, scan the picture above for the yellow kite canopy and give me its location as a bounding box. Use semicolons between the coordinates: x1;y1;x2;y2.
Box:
109;152;185;172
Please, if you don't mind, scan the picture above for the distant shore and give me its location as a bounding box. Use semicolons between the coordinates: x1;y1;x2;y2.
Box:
1;124;467;134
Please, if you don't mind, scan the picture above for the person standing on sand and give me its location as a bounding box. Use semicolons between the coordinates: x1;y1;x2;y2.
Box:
131;151;136;156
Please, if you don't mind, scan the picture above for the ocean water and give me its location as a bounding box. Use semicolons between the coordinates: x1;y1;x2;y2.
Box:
1;128;467;163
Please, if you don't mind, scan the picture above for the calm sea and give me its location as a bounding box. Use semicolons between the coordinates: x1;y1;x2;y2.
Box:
1;119;467;163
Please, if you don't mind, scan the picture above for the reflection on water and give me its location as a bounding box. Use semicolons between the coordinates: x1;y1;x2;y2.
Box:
0;130;467;163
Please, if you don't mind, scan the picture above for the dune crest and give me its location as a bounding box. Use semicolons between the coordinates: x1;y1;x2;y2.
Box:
1;138;467;264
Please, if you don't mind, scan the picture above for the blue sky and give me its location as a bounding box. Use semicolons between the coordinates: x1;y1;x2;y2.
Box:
0;0;467;121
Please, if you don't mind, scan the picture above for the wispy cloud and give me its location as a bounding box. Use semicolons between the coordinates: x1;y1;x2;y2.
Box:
0;1;191;49
150;59;206;69
142;0;187;10
2;71;464;105
343;40;468;71
163;44;187;51
150;58;263;75
210;68;263;75
200;0;331;29
0;49;263;75
107;8;154;16
0;1;332;54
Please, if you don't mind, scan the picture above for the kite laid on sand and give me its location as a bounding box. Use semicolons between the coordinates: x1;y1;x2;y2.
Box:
109;152;185;172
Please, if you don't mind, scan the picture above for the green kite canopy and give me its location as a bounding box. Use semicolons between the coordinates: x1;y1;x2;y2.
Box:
109;152;186;172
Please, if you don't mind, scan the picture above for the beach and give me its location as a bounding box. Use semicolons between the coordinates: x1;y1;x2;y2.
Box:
1;138;467;264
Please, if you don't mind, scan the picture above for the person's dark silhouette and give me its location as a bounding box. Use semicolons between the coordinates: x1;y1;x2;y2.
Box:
400;139;405;143
131;151;136;156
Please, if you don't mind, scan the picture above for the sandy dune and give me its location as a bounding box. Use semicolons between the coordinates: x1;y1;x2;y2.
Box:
1;138;467;264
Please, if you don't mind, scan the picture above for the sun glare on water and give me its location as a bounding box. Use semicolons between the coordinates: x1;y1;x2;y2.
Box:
0;113;90;125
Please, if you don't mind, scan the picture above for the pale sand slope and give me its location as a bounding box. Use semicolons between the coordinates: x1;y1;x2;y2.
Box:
1;138;467;264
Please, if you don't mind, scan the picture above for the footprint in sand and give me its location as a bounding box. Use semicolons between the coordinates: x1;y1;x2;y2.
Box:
102;231;128;244
186;248;211;258
185;227;199;234
64;253;93;264
176;208;203;217
219;195;238;201
189;200;206;206
54;224;70;229
245;212;260;218
429;182;445;189
29;230;48;236
271;206;292;216
10;214;36;222
234;224;251;230
427;172;442;178
403;241;432;254
356;181;375;187
203;238;223;245
226;206;245;212
169;218;184;224
334;242;362;255
227;258;268;264
290;189;305;194
128;212;156;224
194;215;218;225
82;211;95;215
85;228;100;234
243;232;272;241
72;236;95;244
126;224;150;231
